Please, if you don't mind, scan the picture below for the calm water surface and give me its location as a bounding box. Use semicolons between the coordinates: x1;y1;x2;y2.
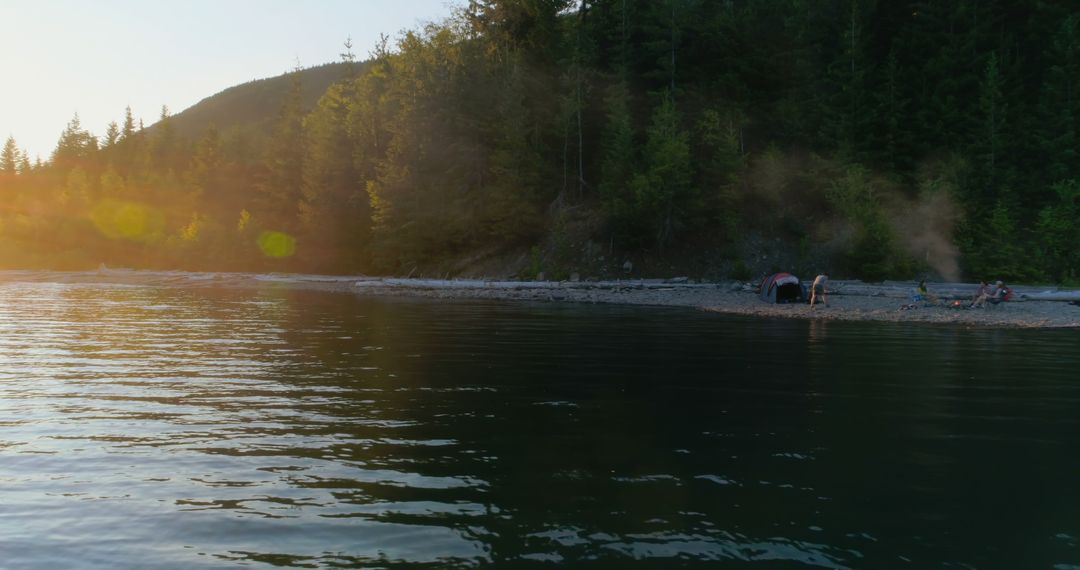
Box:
0;282;1078;569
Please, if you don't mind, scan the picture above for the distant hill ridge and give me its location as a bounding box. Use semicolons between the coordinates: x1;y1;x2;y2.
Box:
167;61;355;142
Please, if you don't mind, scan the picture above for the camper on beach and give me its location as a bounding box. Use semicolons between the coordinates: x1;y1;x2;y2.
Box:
810;274;828;307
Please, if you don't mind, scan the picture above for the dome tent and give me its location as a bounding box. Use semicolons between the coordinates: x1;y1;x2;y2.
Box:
758;272;807;303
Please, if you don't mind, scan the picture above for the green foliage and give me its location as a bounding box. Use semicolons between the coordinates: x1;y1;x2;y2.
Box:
528;245;543;279
180;212;205;242
730;259;752;282
190;125;222;197
826;166;910;281
258;71;306;228
821;0;873;163
3;1;1079;282
99;165;126;195
1;136;20;175
52;114;97;172
300;78;369;264
164;62;355;143
958;196;1031;282
598;79;637;241
479;57;545;244
629;91;695;249
1035;180;1080;283
1036;15;1080;186
973;53;1007;195
149;106;182;175
696;107;744;241
465;0;571;65
697;108;743;185
870;47;913;173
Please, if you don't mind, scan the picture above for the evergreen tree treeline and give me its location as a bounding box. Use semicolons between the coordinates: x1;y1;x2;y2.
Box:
1;0;1077;282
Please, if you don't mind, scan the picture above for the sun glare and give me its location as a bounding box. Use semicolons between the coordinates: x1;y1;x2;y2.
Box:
257;231;297;258
90;200;161;242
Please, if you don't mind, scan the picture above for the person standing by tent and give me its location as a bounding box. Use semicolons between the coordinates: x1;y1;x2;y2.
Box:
810;273;829;307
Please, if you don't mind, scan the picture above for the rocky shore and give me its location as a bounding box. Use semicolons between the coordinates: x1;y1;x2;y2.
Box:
3;269;1079;328
348;276;1080;328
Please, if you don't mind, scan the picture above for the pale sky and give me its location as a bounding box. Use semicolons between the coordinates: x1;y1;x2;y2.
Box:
0;0;458;161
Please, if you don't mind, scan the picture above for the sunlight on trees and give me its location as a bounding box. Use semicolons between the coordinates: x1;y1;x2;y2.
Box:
1;0;1075;282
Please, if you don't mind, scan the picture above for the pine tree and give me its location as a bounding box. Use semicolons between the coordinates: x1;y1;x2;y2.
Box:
763;0;829;146
479;57;544;244
115;106;145;178
696;106;745;239
871;47;913;174
822;0;873;162
339;36;359;79
1035;180;1080;282
635;0;683;94
558;0;592;200
904;1;981;153
149;105;180;175
101;121;122;169
17;150;32;175
63;167;92;206
1;136;19;175
52;114;97;171
598;79;636;238
465;0;570;65
259;69;306;228
191;124;223;198
103;121;120;148
967;196;1026;281
579;0;637;74
826;165;902;280
348;43;392;185
300;79;366;258
121;106;137;141
974;52;1007;196
1036;14;1080;185
630;90;693;249
99;165;126;195
365;24;508;268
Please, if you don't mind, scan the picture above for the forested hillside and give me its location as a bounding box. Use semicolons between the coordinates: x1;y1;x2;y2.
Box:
2;0;1077;283
165;62;353;142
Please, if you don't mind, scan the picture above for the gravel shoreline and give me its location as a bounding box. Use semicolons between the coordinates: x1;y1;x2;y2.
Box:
354;277;1080;329
3;269;1079;328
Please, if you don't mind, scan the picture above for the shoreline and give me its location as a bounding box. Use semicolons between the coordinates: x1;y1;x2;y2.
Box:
3;269;1079;329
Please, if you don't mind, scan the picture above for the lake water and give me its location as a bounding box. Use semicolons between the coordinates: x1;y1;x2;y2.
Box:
1;281;1078;569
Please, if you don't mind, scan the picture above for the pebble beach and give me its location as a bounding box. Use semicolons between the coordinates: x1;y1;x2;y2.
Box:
4;269;1077;329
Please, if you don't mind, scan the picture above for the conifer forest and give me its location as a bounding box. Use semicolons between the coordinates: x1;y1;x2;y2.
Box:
2;0;1078;283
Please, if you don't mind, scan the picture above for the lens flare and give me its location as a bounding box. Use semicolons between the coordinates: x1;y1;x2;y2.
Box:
90;200;161;241
257;231;296;258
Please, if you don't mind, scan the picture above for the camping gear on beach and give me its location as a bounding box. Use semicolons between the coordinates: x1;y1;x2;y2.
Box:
758;272;808;303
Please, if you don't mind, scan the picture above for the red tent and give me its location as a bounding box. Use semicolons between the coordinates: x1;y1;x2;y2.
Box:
758;272;807;303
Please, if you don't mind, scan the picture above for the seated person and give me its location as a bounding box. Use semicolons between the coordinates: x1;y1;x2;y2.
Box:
913;280;937;304
988;280;1013;304
970;281;993;308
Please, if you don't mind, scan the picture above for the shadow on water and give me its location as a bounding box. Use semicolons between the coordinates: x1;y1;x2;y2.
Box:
0;283;1078;568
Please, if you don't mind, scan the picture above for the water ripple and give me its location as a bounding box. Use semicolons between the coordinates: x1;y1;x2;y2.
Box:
1;280;1079;568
